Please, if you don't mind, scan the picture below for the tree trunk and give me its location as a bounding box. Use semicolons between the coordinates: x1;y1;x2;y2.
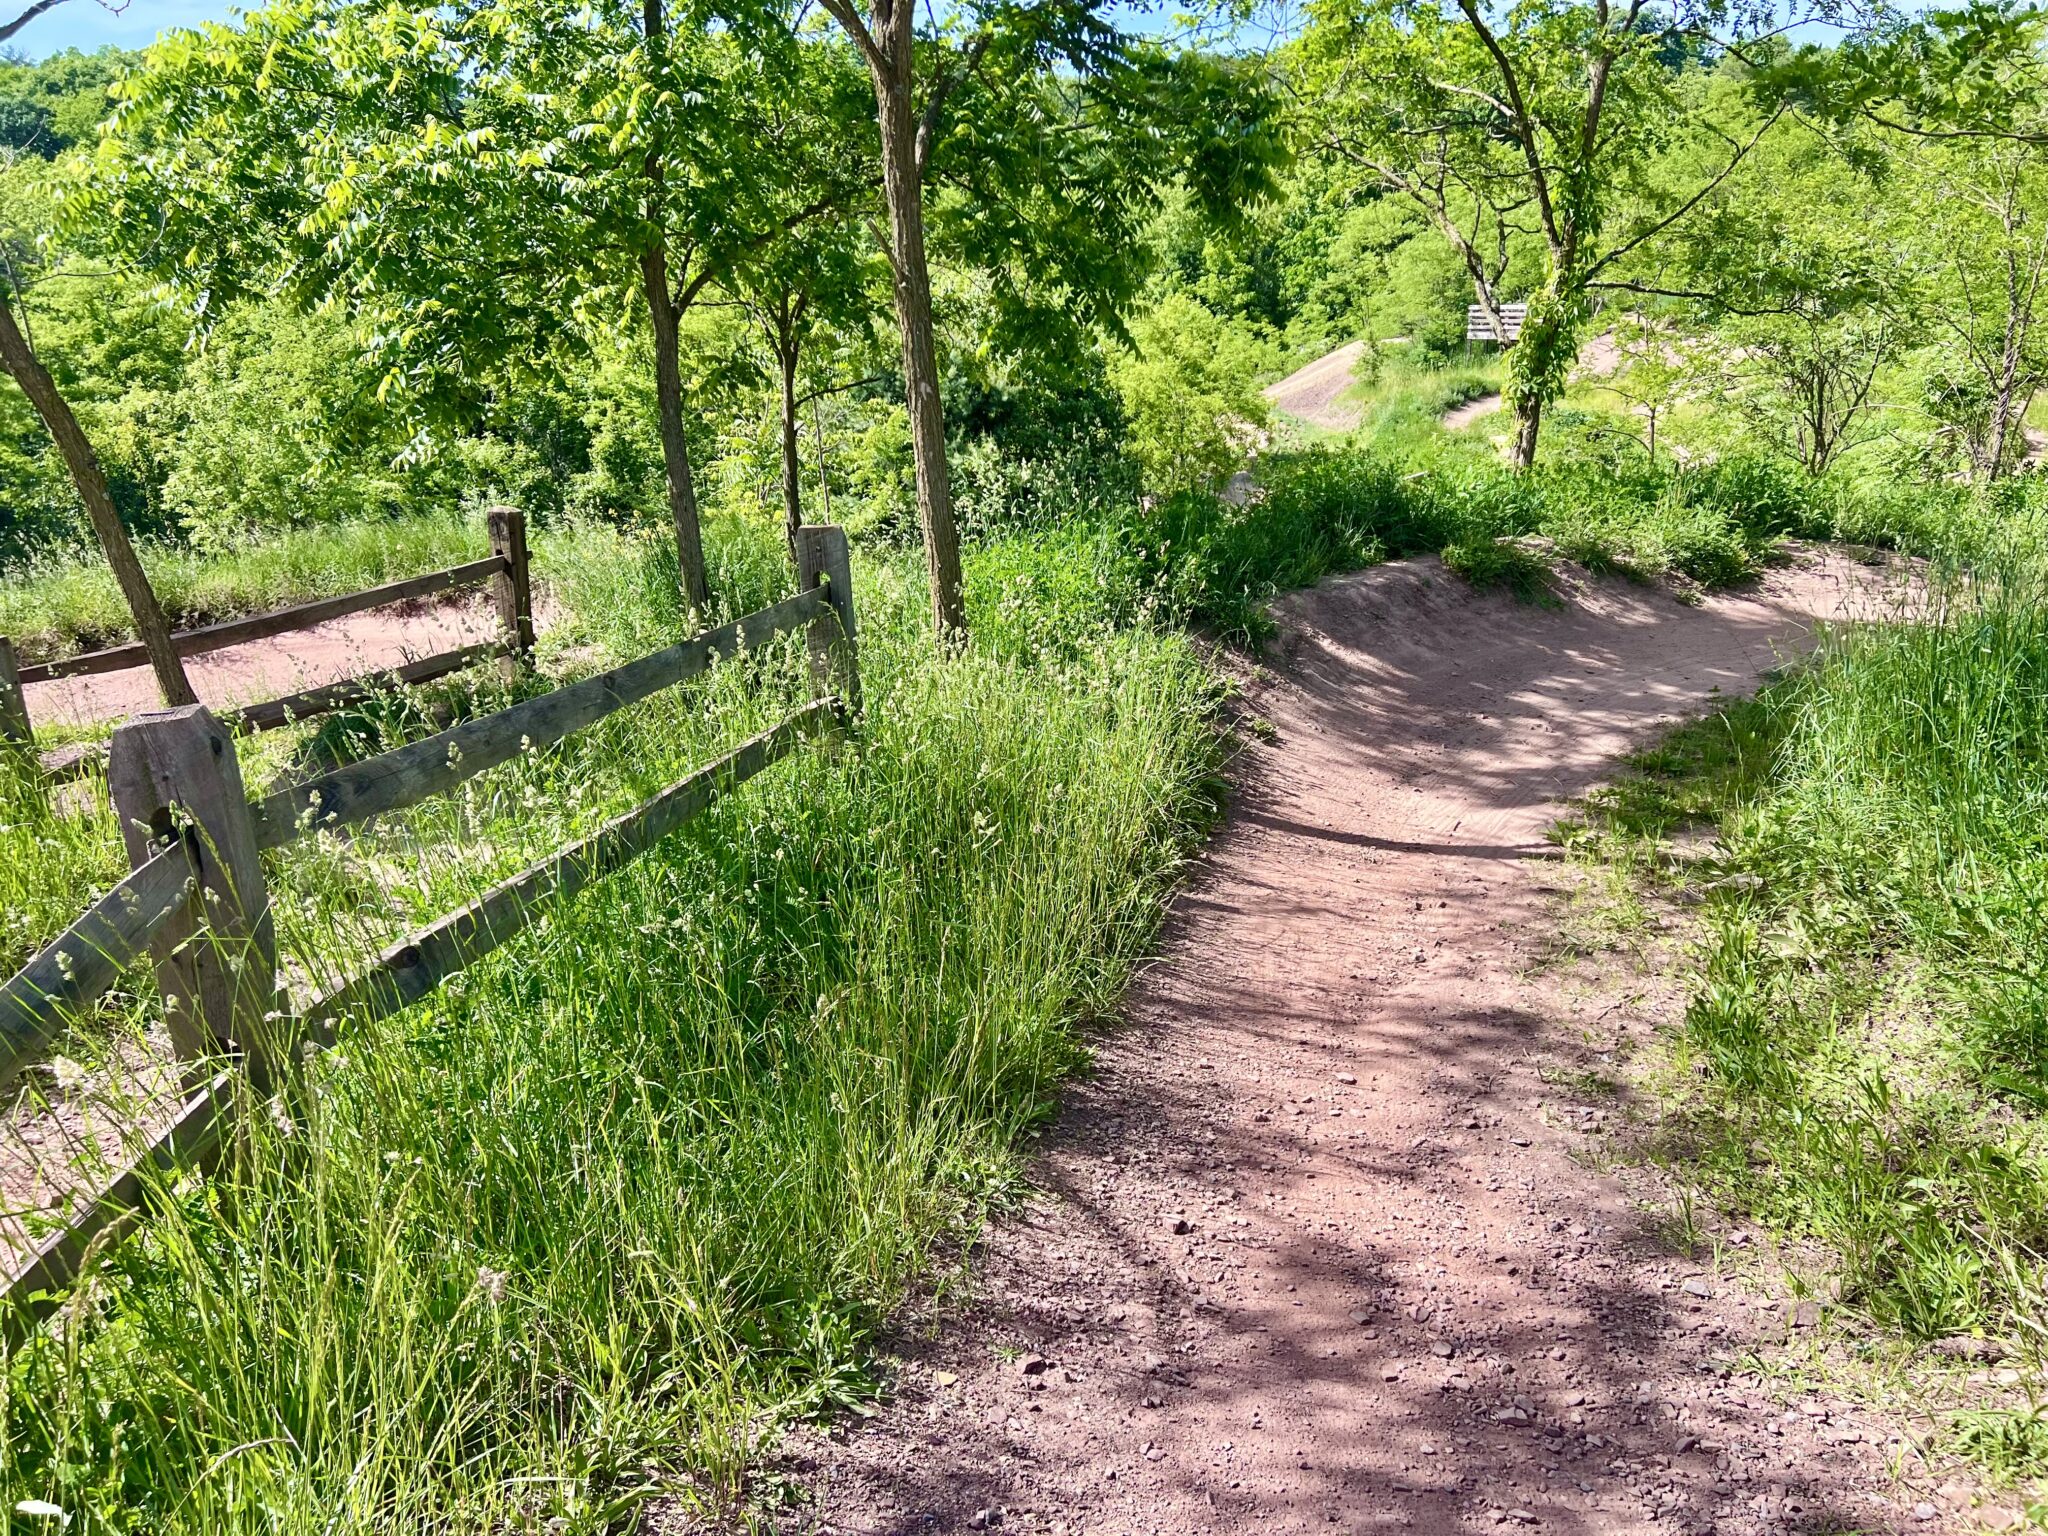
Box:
1511;396;1542;470
870;49;967;645
641;248;709;614
640;0;708;616
776;316;804;564
0;292;195;707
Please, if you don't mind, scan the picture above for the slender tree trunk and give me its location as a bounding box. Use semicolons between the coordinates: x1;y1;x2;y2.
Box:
814;401;834;524
870;42;966;645
776;315;804;563
0;293;194;706
640;250;709;611
640;0;708;615
1985;371;2020;480
1511;396;1542;470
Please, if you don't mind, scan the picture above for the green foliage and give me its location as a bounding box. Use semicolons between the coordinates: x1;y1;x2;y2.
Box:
1120;426;1954;643
0;48;134;158
1110;293;1274;495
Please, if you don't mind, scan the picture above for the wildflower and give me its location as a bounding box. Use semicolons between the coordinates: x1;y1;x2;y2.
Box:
476;1265;509;1305
267;1095;296;1139
45;1056;85;1094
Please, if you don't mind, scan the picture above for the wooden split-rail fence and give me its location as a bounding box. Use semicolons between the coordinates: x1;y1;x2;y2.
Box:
0;506;538;776
0;524;859;1340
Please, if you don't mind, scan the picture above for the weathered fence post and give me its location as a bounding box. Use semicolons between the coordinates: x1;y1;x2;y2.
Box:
0;638;30;749
794;524;860;720
487;506;535;682
108;706;278;1091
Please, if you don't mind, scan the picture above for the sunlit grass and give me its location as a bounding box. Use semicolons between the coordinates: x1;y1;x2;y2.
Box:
0;515;1222;1533
1575;551;2048;1358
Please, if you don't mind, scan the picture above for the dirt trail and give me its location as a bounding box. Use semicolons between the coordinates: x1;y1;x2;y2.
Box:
19;597;500;733
1266;342;1369;433
1442;394;1503;432
775;551;1963;1536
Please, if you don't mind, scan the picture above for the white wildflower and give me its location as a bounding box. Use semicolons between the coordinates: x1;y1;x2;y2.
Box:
46;1056;86;1094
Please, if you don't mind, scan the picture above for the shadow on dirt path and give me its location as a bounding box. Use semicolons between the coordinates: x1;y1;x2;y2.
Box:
766;550;1947;1536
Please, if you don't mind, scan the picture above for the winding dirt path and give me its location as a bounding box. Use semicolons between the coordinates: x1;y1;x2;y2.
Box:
1442;394;1503;432
773;551;1965;1536
19;597;501;734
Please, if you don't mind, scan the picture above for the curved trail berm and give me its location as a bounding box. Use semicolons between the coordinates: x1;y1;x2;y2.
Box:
775;551;1944;1536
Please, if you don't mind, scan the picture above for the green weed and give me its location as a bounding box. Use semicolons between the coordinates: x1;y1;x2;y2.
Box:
1576;551;2048;1347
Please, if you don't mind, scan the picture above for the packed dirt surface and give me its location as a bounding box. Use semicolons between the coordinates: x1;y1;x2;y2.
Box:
1442;394;1504;432
20;596;501;733
1265;341;1369;433
771;550;1975;1535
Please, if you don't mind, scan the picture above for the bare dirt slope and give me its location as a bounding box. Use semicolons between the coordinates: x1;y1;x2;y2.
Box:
775;551;1962;1536
1265;341;1369;433
1442;394;1503;432
21;596;500;732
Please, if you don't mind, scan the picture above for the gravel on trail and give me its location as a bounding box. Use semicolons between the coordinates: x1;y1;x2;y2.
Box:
762;551;1972;1536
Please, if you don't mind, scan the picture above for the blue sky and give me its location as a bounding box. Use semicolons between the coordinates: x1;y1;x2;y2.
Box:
15;1;1194;58
12;0;233;57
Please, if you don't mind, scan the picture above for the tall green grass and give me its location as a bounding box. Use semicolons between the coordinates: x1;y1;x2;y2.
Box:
0;756;121;978
0;518;1222;1533
1576;549;2048;1348
0;511;483;661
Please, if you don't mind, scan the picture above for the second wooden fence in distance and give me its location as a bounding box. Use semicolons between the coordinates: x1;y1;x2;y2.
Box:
0;523;859;1338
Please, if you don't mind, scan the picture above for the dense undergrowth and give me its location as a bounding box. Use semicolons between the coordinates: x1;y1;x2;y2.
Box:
0;514;1222;1533
1128;442;1993;643
1566;543;2048;1367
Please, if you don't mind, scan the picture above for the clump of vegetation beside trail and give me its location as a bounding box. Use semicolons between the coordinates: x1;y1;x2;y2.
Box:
1127;444;1974;643
0;515;1224;1532
1559;542;2048;1469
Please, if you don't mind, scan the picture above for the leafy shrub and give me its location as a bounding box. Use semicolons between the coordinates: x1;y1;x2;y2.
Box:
1110;293;1274;495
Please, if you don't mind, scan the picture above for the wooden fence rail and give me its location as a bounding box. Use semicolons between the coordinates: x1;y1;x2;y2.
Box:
0;843;192;1083
0;526;858;1333
0;506;535;767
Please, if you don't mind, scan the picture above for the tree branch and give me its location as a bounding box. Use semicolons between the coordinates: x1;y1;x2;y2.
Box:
817;0;886;77
0;0;78;46
1455;0;1559;247
1584;108;1785;281
917;30;989;176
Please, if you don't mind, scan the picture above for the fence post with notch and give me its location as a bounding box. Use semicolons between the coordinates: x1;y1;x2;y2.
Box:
793;524;859;721
108;706;279;1092
0;638;31;749
487;506;535;682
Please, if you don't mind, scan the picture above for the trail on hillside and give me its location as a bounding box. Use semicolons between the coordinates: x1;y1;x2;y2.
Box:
20;596;502;733
1265;341;1369;433
765;551;1966;1536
